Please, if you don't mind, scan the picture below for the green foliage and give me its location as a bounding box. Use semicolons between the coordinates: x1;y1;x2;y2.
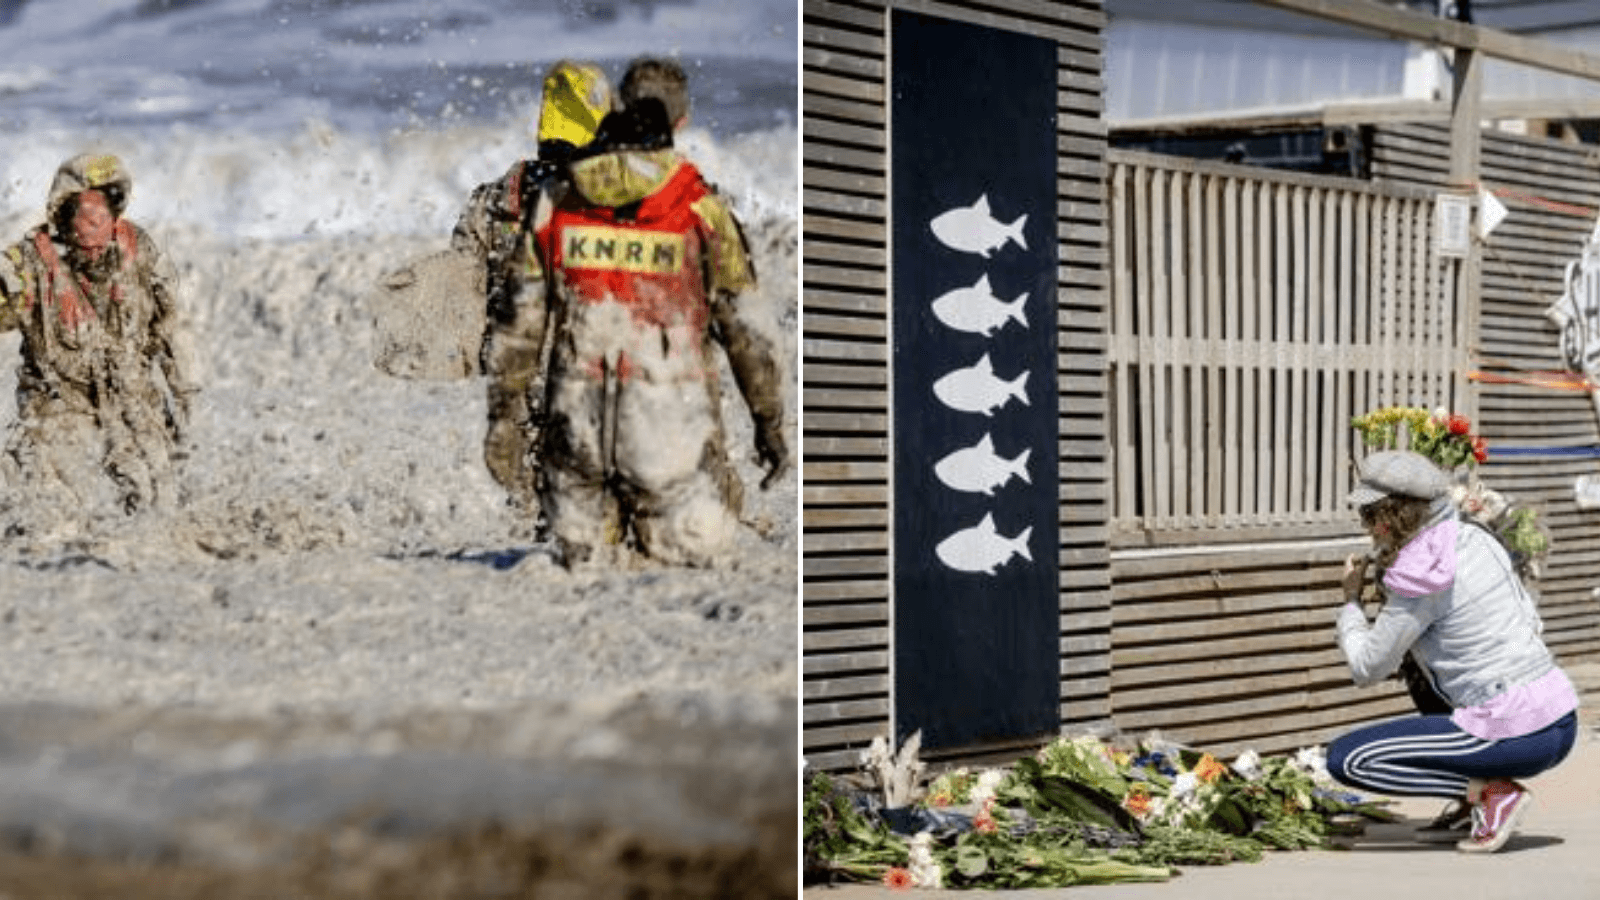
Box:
941;829;1170;889
802;772;907;884
1119;824;1264;866
1501;506;1550;556
1006;756;1143;835
804;736;1396;890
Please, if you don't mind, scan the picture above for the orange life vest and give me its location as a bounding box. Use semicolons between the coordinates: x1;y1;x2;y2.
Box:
29;220;138;329
539;160;712;334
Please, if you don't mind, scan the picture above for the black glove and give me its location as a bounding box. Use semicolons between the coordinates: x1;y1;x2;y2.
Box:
756;421;790;490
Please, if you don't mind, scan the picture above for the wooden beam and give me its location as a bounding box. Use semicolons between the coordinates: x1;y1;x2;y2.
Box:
1253;0;1600;84
1450;47;1483;190
1324;95;1600;125
1450;46;1484;422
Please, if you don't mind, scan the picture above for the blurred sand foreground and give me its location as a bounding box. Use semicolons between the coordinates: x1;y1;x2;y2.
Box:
0;218;799;897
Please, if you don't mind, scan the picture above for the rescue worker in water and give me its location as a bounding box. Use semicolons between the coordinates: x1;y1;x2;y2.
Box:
452;59;616;520
491;56;789;566
0;153;199;521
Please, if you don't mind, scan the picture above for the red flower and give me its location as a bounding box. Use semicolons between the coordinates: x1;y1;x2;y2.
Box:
1448;415;1471;435
1473;436;1488;463
883;867;914;890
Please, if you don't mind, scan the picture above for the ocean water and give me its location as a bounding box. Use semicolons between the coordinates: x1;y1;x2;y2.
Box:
0;0;798;239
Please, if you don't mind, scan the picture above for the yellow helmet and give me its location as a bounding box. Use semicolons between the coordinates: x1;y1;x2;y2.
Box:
536;60;613;150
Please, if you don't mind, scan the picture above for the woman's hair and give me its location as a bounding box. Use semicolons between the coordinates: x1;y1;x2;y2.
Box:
1362;494;1434;569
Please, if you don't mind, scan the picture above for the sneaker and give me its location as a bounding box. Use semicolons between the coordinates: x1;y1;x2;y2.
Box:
1416;798;1472;843
1457;780;1532;853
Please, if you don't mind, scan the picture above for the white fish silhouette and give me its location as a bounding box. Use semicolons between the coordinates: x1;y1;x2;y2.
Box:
934;433;1033;496
931;274;1029;337
932;353;1030;416
930;194;1028;258
935;512;1033;575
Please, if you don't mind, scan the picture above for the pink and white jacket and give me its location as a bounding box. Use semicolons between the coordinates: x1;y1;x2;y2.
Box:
1337;502;1578;740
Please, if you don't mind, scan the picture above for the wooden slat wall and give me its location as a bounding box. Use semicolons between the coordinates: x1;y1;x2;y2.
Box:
1371;122;1600;664
801;0;1111;772
1109;541;1413;759
1106;151;1465;548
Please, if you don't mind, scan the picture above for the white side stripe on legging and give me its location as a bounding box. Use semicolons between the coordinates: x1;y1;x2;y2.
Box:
1342;730;1490;796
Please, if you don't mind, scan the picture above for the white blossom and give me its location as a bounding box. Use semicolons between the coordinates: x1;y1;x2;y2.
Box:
1231;749;1263;781
1292;746;1333;785
969;768;1007;807
908;831;943;889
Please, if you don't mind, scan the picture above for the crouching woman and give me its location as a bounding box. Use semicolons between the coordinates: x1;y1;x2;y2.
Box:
1326;450;1579;853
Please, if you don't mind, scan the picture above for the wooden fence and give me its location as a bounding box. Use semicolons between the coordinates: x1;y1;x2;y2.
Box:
1107;149;1470;546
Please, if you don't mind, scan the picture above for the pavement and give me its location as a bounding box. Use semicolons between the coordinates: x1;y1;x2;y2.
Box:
804;663;1600;900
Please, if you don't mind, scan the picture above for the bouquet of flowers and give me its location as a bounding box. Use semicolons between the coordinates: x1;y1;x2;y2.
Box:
1350;406;1485;469
1350;406;1551;581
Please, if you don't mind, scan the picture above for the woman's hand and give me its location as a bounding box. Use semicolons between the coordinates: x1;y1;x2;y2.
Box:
1342;553;1370;602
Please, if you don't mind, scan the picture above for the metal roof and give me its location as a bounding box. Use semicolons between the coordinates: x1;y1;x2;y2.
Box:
1105;0;1600;126
1106;1;1600;36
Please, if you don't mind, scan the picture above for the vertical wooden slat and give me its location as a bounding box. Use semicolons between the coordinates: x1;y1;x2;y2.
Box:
1320;190;1340;515
1204;174;1224;526
1256;180;1275;526
1135;165;1158;525
1380;195;1400;408
1406;198;1426;407
1111;162;1136;526
1151;169;1172;528
1334;191;1355;503
1187;170;1207;525
1305;185;1318;515
1280;183;1305;518
1169;170;1190;525
1241;178;1261;522
1104;152;1487;540
1222;177;1241;520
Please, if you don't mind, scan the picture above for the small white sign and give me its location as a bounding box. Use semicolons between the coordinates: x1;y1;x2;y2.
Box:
1478;190;1508;240
1436;193;1472;258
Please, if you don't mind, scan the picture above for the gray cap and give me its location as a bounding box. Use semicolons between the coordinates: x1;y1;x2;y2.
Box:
1347;450;1452;507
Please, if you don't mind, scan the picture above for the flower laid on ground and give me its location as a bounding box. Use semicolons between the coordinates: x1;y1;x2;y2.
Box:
805;730;1404;890
1123;783;1155;819
1291;746;1332;785
973;800;1000;834
1351;406;1485;469
1193;753;1227;784
970;769;1007;808
908;832;944;889
1231;749;1263;781
925;767;977;808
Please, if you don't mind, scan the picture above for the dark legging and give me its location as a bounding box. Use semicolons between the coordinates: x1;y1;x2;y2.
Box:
1327;711;1577;799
